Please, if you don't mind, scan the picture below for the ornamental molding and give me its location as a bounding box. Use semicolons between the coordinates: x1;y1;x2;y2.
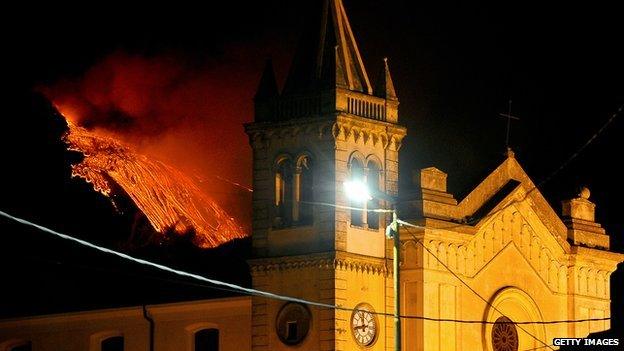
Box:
245;118;406;151
246;119;336;149
249;253;389;276
331;120;405;151
421;157;571;251
405;208;613;298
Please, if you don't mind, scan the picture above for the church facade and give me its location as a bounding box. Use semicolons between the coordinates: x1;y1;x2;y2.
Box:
1;0;622;351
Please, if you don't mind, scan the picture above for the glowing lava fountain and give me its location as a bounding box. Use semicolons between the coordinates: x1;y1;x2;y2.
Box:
62;119;246;249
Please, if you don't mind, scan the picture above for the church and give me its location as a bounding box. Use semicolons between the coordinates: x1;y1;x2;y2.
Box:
1;0;622;350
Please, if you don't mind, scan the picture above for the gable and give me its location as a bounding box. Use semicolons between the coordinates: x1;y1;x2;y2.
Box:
470;202;568;294
415;154;571;253
458;156;569;247
419;201;570;294
472;242;555;296
411;190;618;301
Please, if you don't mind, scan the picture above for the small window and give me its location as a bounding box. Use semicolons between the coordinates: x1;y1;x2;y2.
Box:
276;303;311;345
348;157;383;229
101;336;124;351
286;321;298;343
195;328;219;351
10;342;31;351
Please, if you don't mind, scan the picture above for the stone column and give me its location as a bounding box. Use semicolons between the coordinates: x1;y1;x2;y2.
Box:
293;167;301;222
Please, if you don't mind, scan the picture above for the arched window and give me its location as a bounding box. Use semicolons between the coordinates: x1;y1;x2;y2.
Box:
101;336;123;351
274;157;293;227
195;328;219;351
349;158;365;227
9;342;31;351
274;154;314;228
367;161;381;229
295;155;313;225
349;156;383;229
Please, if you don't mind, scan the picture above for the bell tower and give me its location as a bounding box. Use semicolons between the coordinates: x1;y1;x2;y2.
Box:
245;1;406;350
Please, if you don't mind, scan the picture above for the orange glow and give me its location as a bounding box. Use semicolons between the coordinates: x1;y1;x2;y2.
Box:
40;50;269;246
62;116;246;248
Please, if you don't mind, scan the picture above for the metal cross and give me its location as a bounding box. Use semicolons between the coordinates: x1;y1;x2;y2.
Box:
498;99;520;148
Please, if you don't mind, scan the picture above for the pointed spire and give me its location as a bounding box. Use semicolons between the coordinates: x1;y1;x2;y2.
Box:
254;58;279;101
333;45;348;89
254;59;279;121
374;57;397;101
282;0;372;95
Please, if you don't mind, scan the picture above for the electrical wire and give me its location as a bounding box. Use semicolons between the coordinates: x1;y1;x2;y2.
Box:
301;200;393;213
0;209;612;327
300;103;624;236
306;104;622;235
0;104;620;348
387;104;623;349
415;103;623;233
534;103;622;190
401;222;553;349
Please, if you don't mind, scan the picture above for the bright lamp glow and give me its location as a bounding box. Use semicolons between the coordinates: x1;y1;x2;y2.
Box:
343;180;372;202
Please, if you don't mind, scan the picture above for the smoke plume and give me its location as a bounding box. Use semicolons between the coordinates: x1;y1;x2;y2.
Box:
41;50;268;233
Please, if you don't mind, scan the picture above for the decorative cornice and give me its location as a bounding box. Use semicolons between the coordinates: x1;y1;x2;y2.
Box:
245;116;407;151
407;208;620;298
245;118;336;150
332;118;406;151
249;252;389;276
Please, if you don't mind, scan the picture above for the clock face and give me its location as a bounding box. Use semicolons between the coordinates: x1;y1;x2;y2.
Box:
351;304;377;347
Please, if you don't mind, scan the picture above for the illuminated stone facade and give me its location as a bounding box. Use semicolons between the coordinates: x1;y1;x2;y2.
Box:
1;1;623;351
0;297;251;351
245;0;406;349
245;0;623;350
401;154;623;350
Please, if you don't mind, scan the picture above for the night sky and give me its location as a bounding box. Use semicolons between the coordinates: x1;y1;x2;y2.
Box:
1;0;622;334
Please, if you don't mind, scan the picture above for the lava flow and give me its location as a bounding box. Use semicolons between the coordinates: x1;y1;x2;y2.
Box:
62;118;246;249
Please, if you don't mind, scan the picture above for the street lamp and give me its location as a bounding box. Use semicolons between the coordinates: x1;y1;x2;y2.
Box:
343;180;401;351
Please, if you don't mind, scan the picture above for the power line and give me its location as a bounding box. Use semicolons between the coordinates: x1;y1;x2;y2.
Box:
301;104;624;237
266;104;624;244
382;104;623;349
1;104;620;350
0;209;611;327
535;103;622;189
400;222;554;349
17;253;248;297
0;210;334;309
301;200;393;213
396;103;624;235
